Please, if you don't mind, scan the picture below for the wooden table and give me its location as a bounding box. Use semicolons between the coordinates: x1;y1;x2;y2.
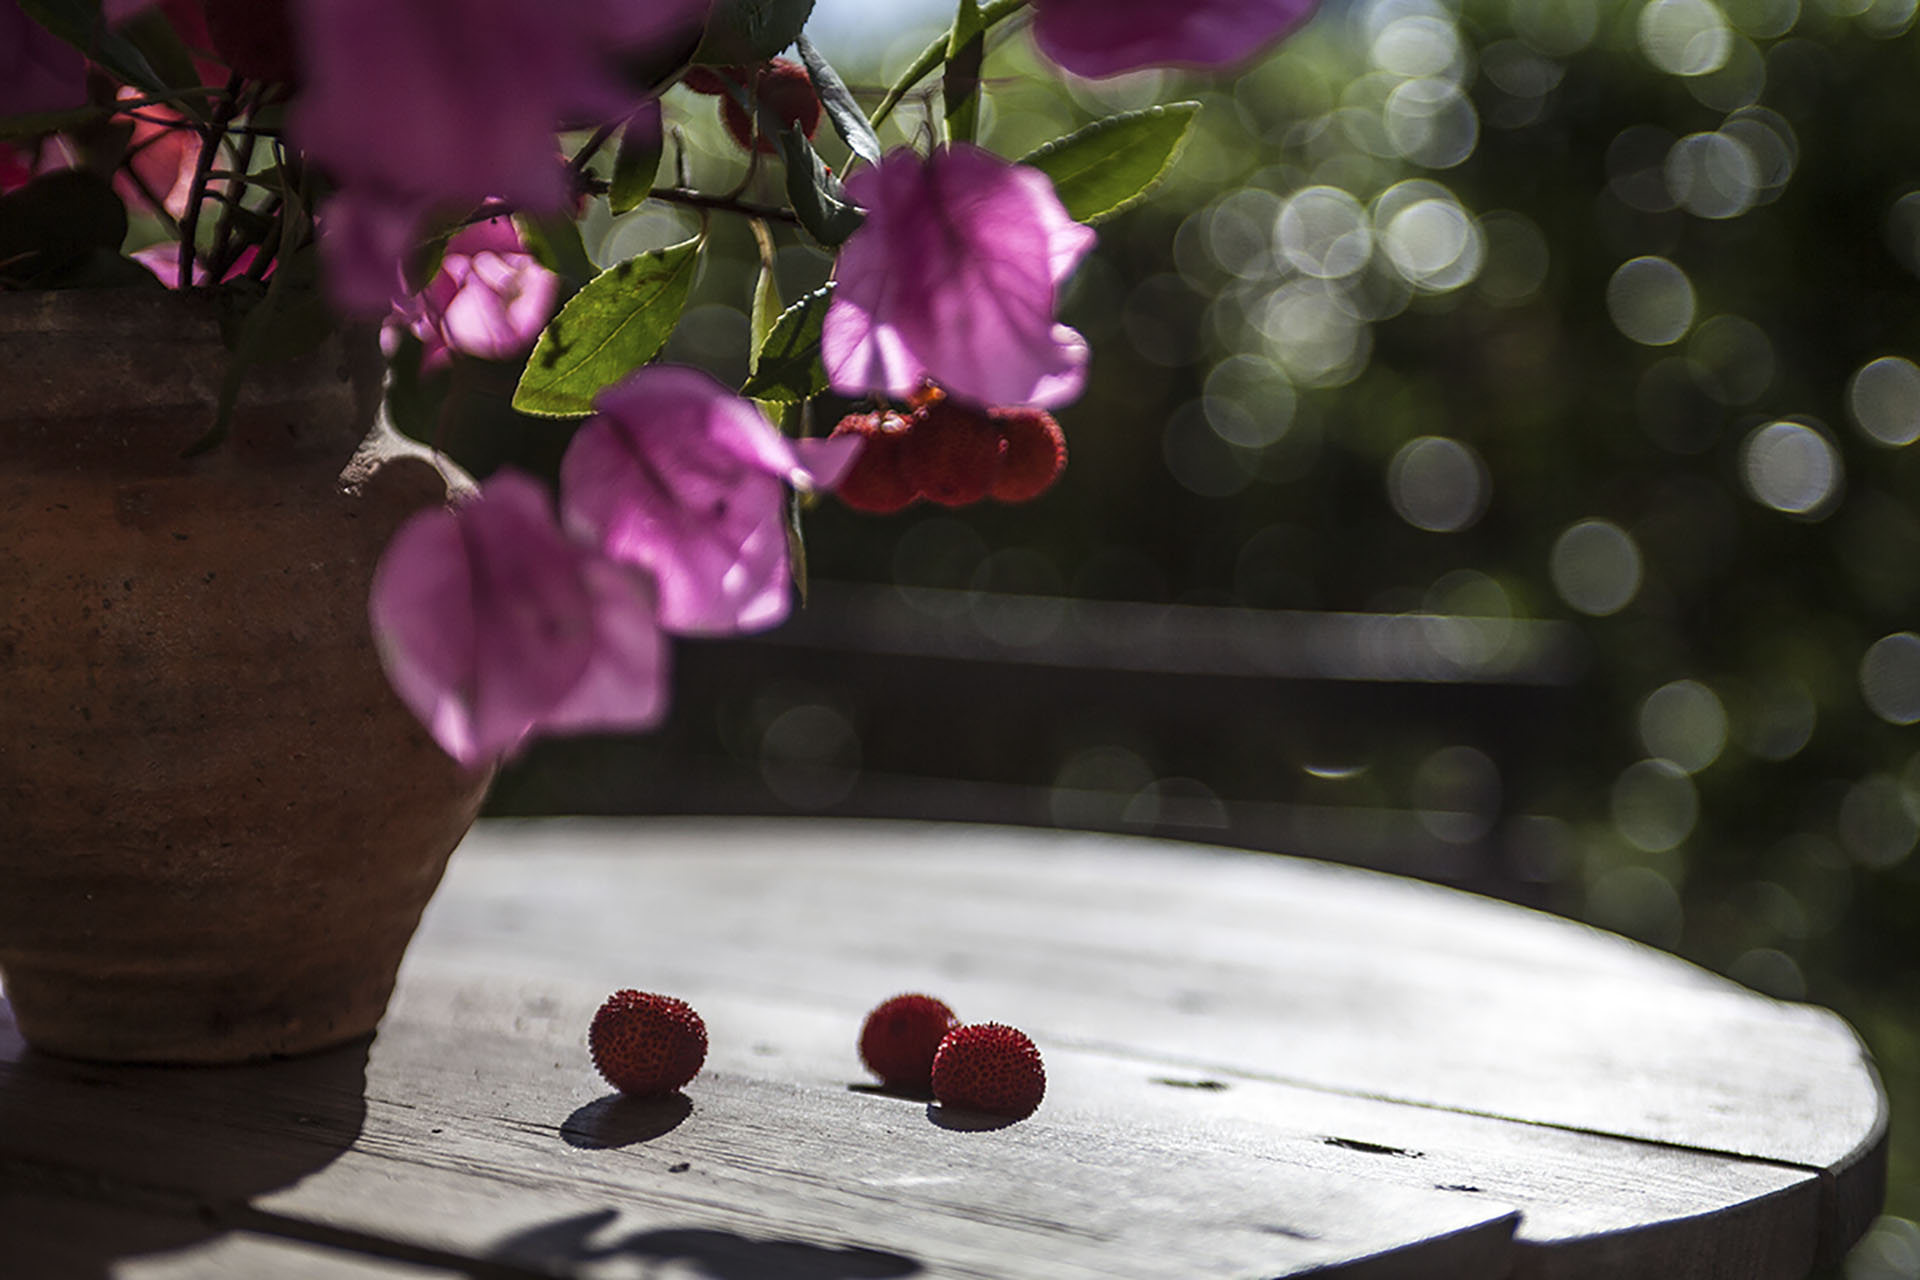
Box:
0;818;1888;1278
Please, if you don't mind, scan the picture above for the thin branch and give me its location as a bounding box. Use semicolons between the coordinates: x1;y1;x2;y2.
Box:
175;74;244;289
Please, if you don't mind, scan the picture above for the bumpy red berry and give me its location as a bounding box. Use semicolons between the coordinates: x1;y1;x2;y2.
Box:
830;410;919;514
588;990;708;1098
931;1023;1046;1119
904;397;1006;507
687;59;821;154
859;993;959;1091
990;408;1067;502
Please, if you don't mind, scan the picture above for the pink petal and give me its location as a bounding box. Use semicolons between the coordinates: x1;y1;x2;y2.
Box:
821;145;1096;409
1030;0;1320;79
370;470;606;765
561;366;811;636
536;559;670;737
793;434;865;493
292;0;692;313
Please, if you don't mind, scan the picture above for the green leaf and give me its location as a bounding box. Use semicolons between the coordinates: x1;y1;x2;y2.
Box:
871;0;1024;129
119;6;208;117
943;0;985;148
0;106;106;140
18;0;171;98
512;236;702;418
741;282;833;402
610;111;664;215
1017;102;1202;225
693;0;817;64
777;126;865;248
516;212;597;288
749;262;782;373
795;34;880;170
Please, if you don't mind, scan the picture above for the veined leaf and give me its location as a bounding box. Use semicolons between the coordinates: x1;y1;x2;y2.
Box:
871;0;1024;129
516;212;597;288
778;125;865;247
610;108;664;214
512;237;702;418
795;34;881;170
943;0;985;146
741;282;833;402
18;0;169;98
749;262;782;373
1018;102;1202;225
694;0;816;64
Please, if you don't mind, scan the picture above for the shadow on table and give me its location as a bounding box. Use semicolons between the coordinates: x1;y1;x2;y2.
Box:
560;1091;694;1148
0;995;370;1280
484;1208;924;1279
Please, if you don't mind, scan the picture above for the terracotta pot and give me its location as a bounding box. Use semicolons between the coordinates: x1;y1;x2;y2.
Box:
0;288;490;1063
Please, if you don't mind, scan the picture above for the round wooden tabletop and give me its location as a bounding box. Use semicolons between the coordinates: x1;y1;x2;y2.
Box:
0;818;1888;1279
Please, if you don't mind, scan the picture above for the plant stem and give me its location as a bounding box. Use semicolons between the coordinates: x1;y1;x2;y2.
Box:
208;92;263;282
570;121;621;174
175;74;243;289
478;185;801;227
871;0;1029;131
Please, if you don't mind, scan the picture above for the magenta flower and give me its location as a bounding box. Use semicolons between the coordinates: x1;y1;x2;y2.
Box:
369;469;668;767
560;366;862;636
1;2;86;116
385;216;559;371
821;144;1096;410
1029;0;1320;79
291;0;709;313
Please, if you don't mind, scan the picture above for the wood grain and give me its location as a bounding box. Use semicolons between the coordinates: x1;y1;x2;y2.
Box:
0;817;1888;1279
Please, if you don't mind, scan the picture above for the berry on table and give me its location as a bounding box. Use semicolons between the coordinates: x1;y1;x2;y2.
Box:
931;1022;1046;1119
588;990;708;1098
859;993;959;1091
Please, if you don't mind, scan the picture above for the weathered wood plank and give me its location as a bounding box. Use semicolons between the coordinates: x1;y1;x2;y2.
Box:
412;819;1885;1263
0;996;1521;1279
0;818;1885;1279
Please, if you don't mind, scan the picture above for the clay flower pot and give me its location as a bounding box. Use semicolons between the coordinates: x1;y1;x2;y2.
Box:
0;288;490;1063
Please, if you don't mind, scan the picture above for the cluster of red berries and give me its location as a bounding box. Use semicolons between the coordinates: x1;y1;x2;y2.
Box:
859;992;1046;1119
830;394;1069;515
683;59;823;156
587;989;1046;1122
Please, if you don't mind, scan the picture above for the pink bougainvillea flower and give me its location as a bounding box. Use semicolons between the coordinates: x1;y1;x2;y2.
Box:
2;2;86;116
130;242;265;287
560;365;861;636
369;469;668;767
384;216;559;371
822;144;1096;410
1029;0;1320;79
113;86;201;218
292;0;708;314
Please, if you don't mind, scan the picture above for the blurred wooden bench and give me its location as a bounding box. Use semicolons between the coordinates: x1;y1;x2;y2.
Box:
1;818;1884;1278
492;583;1589;902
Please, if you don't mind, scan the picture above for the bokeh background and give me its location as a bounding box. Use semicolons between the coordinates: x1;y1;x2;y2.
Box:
470;0;1920;1270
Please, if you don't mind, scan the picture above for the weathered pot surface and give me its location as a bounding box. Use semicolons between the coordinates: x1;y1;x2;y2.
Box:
0;288;491;1063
